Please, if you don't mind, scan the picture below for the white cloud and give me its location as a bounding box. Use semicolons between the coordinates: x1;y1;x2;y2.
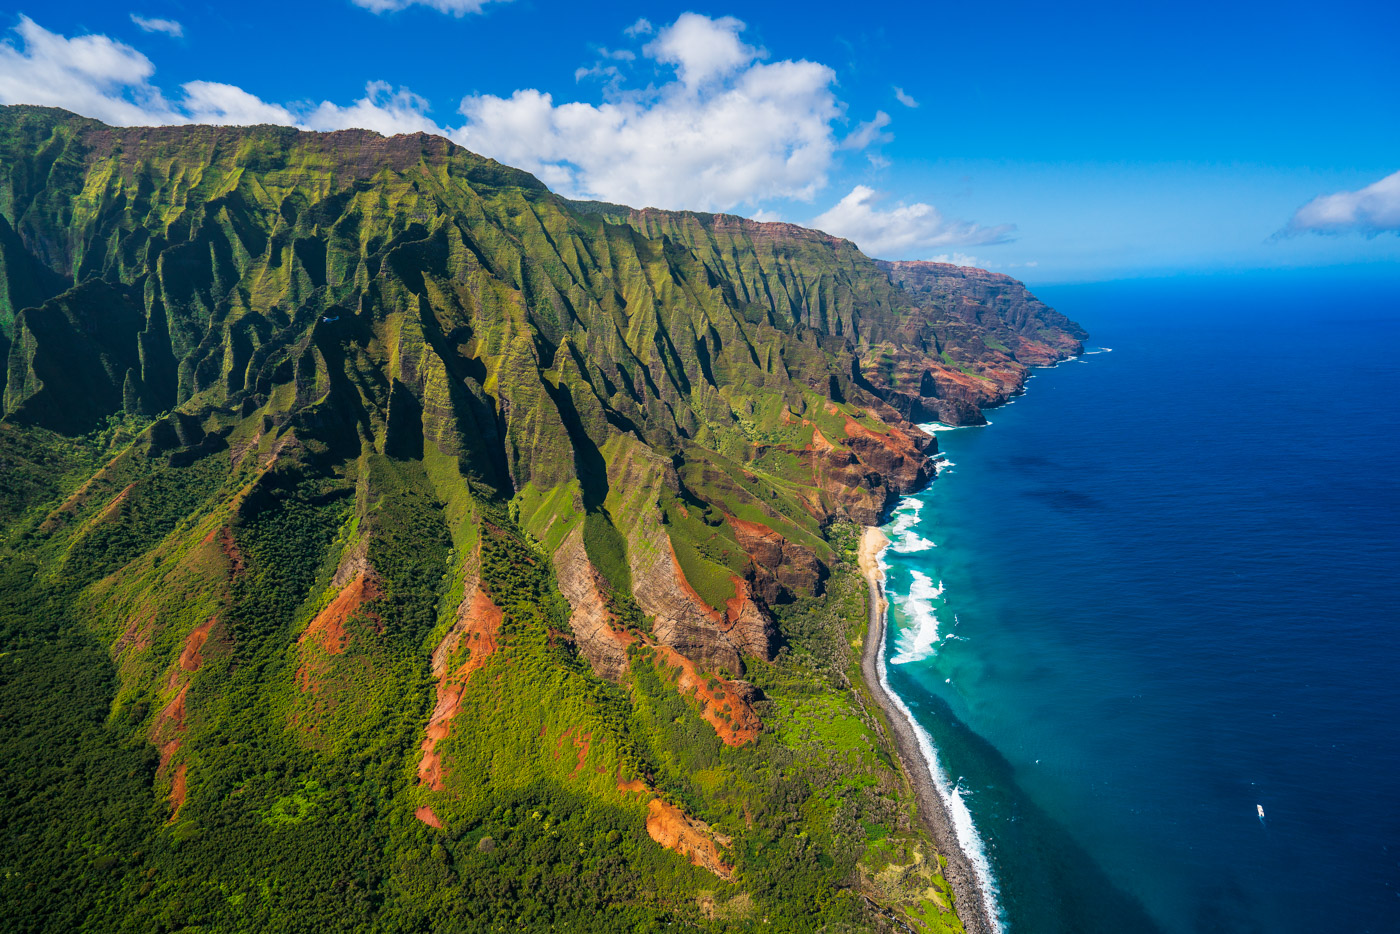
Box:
811;185;1015;258
181;81;295;125
929;253;982;267
928;253;1038;270
303;81;443;135
893;86;918;108
0;15;177;125
624;18;653;38
574;63;621;83
351;0;506;15
0;13;1020;243
130;14;183;38
840;110;891;151
453;13;842;210
643;13;758;88
1285;170;1400;236
0;17;446;135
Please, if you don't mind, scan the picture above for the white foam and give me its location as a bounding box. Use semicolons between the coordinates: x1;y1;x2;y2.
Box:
920;420;993;433
934;457;955;476
890;570;944;664
886;497;936;553
872;548;1005;932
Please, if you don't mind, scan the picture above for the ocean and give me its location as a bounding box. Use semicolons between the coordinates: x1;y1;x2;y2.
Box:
877;273;1400;934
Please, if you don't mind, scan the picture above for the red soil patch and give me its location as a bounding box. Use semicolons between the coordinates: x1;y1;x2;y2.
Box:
617;778;648;795
299;570;379;659
168;763;188;820
417;587;504;790
724;576;752;626
807;427;835;453
724;515;776;541
153;685;188;748
572;733;592;776
415;806;444;829
646;799;734;880
651;644;761;746
550;727;592;776
179;618;214;671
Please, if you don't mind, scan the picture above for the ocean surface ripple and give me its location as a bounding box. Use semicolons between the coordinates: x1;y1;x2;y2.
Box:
878;275;1400;934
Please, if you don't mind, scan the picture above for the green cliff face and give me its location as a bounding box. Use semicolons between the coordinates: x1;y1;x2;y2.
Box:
0;106;1083;934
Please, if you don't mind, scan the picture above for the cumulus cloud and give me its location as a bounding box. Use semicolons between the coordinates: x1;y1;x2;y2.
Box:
0;16;446;135
1285;170;1400;236
130;14;182;38
453;13;844;210
181;80;295;125
351;0;506;15
0;15;178;125
0;13;1019;240
810;186;1015;258
303;81;442;135
643;13;758;88
893;86;918;108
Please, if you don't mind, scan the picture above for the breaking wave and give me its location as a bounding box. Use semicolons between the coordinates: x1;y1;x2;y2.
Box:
890;570;944;664
887;498;936;553
875;539;1005;932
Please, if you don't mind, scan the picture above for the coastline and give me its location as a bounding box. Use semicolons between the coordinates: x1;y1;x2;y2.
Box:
858;526;998;934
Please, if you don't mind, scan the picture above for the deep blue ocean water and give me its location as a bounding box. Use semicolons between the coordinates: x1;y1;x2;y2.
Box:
878;273;1400;934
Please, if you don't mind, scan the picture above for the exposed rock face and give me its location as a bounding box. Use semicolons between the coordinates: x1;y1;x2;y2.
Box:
868;260;1087;425
639;537;775;678
553;525;632;681
726;516;823;603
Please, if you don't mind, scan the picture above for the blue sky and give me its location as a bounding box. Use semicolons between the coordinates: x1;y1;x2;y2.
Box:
1;0;1396;283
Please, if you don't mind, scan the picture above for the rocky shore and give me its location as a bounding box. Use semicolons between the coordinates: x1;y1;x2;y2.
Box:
858;527;997;934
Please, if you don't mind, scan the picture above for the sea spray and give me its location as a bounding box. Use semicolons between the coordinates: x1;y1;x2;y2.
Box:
876;535;1005;933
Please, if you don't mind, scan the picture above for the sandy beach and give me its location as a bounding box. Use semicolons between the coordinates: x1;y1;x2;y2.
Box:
858;526;996;934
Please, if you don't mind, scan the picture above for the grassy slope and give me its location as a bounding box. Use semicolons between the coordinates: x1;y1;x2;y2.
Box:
0;107;1081;933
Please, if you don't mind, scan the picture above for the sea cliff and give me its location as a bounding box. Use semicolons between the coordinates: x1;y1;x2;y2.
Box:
0;105;1084;933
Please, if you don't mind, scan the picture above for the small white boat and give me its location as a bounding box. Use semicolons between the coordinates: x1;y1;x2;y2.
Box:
1257;805;1266;821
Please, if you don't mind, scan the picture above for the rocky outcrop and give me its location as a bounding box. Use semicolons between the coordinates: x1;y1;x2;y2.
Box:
726;516;824;603
866;260;1087;425
553;525;633;681
636;535;775;678
606;437;778;677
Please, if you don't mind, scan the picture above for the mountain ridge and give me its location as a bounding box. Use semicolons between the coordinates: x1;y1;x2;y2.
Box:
0;105;1083;934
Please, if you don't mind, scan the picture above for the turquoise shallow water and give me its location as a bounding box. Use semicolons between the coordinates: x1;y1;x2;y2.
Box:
877;274;1400;934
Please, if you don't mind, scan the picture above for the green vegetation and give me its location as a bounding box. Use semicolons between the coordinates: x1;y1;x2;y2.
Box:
0;106;1083;933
